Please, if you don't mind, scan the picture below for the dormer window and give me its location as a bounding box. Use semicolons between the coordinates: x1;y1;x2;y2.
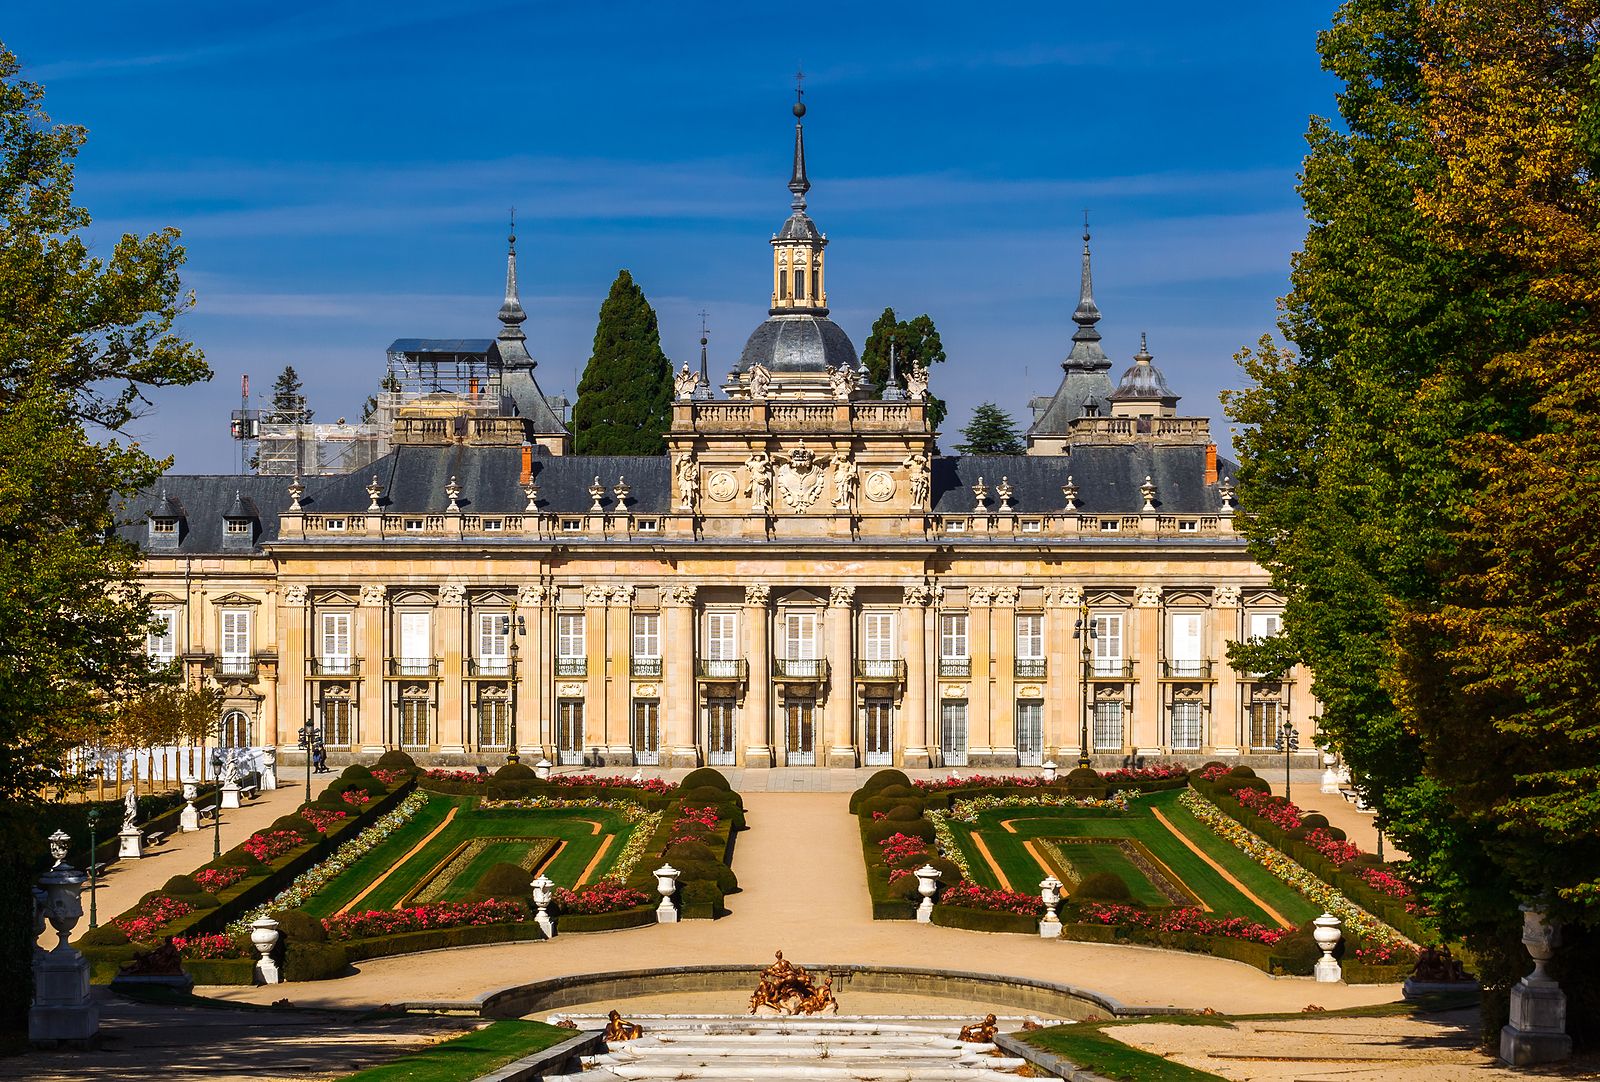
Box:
152;519;177;535
225;519;251;535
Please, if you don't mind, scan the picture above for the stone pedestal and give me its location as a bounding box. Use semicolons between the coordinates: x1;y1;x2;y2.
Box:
179;779;200;833
117;827;143;859
30;836;98;1045
1312;913;1343;983
220;781;241;810
258;748;278;791
1500;907;1571;1066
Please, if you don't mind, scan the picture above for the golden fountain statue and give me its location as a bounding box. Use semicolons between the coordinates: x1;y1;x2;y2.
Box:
957;1014;999;1043
602;1009;644;1042
747;950;840;1016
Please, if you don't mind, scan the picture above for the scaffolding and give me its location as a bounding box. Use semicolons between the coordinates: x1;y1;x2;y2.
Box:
255;421;387;476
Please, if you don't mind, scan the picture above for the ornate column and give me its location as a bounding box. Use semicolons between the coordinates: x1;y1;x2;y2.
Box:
968;587;994;762
742;584;772;767
438;582;467;755
358;584;387;752
1059;586;1085;760
900;585;931;768
1043;586;1072;760
824;585;857;767
583;585;610;765
662;584;699;767
992;585;1019;762
1211;585;1242;755
1134;585;1164;756
606;586;635;762
276;583;307;754
516;584;549;759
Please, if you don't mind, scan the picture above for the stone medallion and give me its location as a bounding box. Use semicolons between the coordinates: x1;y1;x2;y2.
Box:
707;471;739;502
864;470;895;502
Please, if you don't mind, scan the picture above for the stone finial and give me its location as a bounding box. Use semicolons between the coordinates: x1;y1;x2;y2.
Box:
523;480;540;512
997;476;1014;513
613;475;631;508
445;475;462;513
588;476;605;512
1140;474;1157;512
972;476;989;512
906;362;929;401
287;476;304;513
366;476;383;512
1219;475;1236;511
1062;475;1079;512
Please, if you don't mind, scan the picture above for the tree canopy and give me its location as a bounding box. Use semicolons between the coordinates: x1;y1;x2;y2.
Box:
573;270;673;455
861;307;948;430
955;402;1025;455
267;364;312;423
0;42;210;1034
1225;0;1598;1044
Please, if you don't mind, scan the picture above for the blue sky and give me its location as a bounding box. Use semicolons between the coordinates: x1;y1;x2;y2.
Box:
8;2;1340;470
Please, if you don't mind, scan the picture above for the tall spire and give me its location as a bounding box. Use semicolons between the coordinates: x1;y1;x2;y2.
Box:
1065;211;1109;372
497;210;527;340
789;68;810;212
694;309;713;400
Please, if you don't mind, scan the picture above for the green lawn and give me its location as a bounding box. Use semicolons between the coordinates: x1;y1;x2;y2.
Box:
1024;1023;1226;1082
300;796;644;917
336;1020;574;1082
945;790;1320;927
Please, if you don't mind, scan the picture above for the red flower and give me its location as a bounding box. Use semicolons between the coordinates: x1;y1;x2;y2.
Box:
940;882;1045;916
173;933;248;959
878;832;933;869
242;829;306;863
1076;902;1288;945
551;878;651;915
193;866;247;894
115;894;195;941
299;806;350;835
340;789;372;807
321;899;527;941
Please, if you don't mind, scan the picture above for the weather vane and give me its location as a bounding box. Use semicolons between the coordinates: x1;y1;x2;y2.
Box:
795;66;805;104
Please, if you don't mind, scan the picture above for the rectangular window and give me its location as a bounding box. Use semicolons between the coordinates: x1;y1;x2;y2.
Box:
632;613;661;676
398;611;431;675
810;267;819;300
793;268;805;299
556;613;586;676
477;696;509;749
556;700;584;763
940;701;968;766
783;611;820;676
1022;519;1042;533
220;610;252;674
1016;614;1044;658
1249;701;1281;749
1092;612;1123;676
322;517;345;532
637;518;658;531
1248;612;1282;642
322;696;352;747
225;518;251;535
147;609;178;664
1178;519;1198;532
1099;519;1120;532
632;699;660;764
477;612;510;675
703;611;739;677
862;611;896;676
320;612;351;673
939;613;969;676
1171;702;1203;750
151;519;176;535
400;699;429;748
403;518;424;531
482;517;504;531
562;518;582;531
1168;613;1204;677
1016;700;1043;764
1092;701;1123;750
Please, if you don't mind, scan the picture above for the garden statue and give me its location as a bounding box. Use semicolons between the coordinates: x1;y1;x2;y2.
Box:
1411;945;1470;983
603;1010;643;1042
748;951;840;1016
674;363;700;400
121;786;138;833
957;1014;999;1043
119;787;144;858
118;942;183;977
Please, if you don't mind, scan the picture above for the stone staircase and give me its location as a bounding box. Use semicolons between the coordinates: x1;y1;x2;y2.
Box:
542;1015;1061;1081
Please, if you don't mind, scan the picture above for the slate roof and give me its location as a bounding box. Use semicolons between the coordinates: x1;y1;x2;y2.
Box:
737;314;859;373
120;474;287;554
930;446;1232;516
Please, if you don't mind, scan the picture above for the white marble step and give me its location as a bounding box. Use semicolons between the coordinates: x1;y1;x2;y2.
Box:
585;1066;1038;1081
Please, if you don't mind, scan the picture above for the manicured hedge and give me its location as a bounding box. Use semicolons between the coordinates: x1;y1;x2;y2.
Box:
560;905;657;932
340;922;546;965
1057;921;1313;976
932;905;1039;935
180;957;256;985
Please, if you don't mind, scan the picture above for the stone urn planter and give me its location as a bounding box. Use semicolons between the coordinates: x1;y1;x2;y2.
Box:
531;875;555;938
1312;913;1342;982
1500;905;1572;1065
1039;876;1063;939
914;864;941;924
251;917;281;985
654;863;680;924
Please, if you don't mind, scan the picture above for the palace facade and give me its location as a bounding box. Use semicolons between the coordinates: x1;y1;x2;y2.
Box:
129;100;1316;769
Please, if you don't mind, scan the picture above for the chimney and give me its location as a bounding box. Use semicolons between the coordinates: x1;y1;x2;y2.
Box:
469;377;479;401
520;444;533;485
1205;444;1219;485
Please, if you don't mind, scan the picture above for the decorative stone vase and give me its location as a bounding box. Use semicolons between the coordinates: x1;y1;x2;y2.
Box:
535;758;553;782
1039;876;1063;939
1041;760;1058;784
1500;905;1571;1065
1312;913;1342;983
180;777;200;833
30;844;98;1044
1320;765;1341;795
914;864;941;924
259;747;278;791
251;917;282;985
654;863;680;924
531;875;555;938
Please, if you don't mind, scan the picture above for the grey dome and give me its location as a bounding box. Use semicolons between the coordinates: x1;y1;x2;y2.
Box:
777;211;821;243
737;314;859;374
1108;338;1176;402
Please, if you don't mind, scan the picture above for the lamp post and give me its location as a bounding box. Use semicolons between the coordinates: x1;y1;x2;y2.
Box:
211;718;225;859
1072;603;1098;769
1274;720;1299;802
296;721;319;804
504;612;526;763
85;807;99;928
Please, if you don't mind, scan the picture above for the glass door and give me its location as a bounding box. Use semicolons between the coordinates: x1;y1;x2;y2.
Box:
940;701;968;766
556;700;584;764
705;698;736;765
1016;700;1043;765
785;701;815;766
864;700;893;766
632;700;661;765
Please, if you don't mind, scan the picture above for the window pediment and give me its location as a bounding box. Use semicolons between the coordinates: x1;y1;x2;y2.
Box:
211;592;261;607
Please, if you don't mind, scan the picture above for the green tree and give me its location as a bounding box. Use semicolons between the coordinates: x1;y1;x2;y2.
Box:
0;43;209;1035
573;270;672;455
954;402;1025;454
861;307;948;430
267;364;312;423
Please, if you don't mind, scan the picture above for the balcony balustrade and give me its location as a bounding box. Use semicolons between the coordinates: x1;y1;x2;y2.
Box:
555;656;588;678
1014;658;1048;679
307;656;361;678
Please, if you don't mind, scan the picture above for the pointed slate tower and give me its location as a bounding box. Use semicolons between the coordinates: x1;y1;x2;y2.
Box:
1026;217;1118;453
489;219;570;453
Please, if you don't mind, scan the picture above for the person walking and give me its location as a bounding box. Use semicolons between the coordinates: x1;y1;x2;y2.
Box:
312;738;329;774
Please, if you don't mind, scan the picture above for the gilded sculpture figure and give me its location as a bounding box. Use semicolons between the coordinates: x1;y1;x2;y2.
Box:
602;1009;644;1041
957;1014;999;1043
747;950;840;1015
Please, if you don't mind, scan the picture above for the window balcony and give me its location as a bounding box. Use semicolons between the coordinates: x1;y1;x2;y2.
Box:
774;657;828;680
1085;659;1135;680
307;656;361;678
1014;658;1048;679
855;658;906;684
1161;659;1213;680
630;656;662;678
467;658;514;679
387;657;441;679
697;658;748;684
938;657;971;678
556;656;588;678
213;656;259;681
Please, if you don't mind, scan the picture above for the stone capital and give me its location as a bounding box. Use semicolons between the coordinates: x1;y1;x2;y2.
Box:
829;585;856;608
359;584;386;608
516;584;549;608
584;585;611;607
1213;584;1242;608
968;586;994;607
992;586;1018;607
902;584;932;608
608;585;637;607
438;583;466;606
1135;585;1163;608
661;584;698;607
282;584;308;607
744;584;771;607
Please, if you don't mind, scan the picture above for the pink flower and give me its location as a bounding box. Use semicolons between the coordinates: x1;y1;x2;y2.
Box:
321;899;527;941
939;882;1045;916
193;866;247;894
242;829;305;863
172;933;248;959
551;878;651;915
114;894;195;941
299;806;349;835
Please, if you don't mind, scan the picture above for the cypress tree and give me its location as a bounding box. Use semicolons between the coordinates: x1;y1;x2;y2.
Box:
268;364;312;423
861;307;948;430
574;270;673;455
955;402;1025;454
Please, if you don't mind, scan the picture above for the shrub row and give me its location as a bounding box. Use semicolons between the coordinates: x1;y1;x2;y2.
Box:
851;771;962;921
1189;769;1432;945
930;904;1038;935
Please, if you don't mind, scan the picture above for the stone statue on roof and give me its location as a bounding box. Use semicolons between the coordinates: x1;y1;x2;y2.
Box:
674;363;700;400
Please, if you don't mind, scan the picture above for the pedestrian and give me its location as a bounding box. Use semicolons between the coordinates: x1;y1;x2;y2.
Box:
312;739;328;774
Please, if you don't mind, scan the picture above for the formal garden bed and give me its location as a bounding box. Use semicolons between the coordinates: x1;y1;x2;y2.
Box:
851;766;1422;982
78;757;742;984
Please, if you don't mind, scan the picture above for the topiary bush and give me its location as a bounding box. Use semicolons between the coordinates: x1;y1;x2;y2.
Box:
1272;925;1324;975
284;941;349;981
857;795;925;819
78;924;130;947
1227;765;1257;778
884;805;922;822
495;762;536;780
848;768;913;813
374;750;417;772
471;862;533;902
864;819;934;845
1300;812;1330;829
270;907;328;943
162;875;202;895
679;767;731;791
675;859;738;894
1073;872;1132;902
664;839;717;864
341;764;374;780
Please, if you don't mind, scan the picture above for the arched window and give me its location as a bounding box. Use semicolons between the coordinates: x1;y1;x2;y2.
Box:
220;709;252;748
793;269;805;299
